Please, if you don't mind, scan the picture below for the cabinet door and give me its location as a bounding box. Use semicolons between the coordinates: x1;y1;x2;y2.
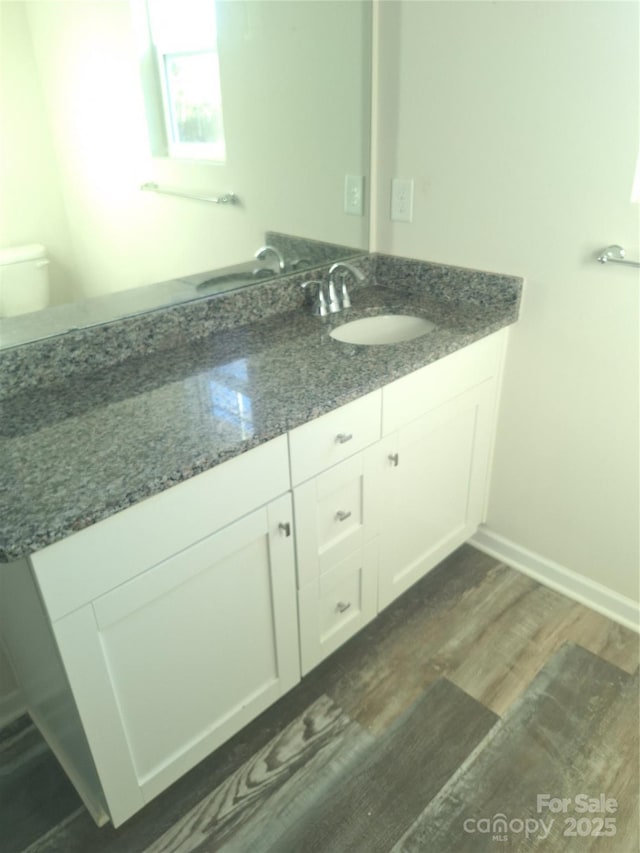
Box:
52;494;299;827
378;380;496;609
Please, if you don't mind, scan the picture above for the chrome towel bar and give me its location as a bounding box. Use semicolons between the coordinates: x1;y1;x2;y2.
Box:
596;245;640;268
141;182;238;205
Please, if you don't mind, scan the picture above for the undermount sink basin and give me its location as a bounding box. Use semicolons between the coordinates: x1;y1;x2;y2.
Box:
330;314;435;345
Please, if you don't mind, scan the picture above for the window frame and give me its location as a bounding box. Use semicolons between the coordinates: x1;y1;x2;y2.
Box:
155;46;226;162
137;0;226;163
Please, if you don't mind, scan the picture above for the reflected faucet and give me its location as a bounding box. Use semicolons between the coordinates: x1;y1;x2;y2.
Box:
328;262;366;311
255;245;285;272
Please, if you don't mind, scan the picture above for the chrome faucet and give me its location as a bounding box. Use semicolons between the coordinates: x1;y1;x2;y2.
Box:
301;263;366;317
328;262;366;311
254;245;285;272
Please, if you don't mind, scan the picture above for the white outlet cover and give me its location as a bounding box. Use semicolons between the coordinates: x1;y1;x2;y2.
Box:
344;174;364;216
391;178;413;223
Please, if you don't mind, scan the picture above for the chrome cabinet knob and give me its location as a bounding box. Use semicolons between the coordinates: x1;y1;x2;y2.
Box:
335;601;351;614
335;433;353;444
335;510;352;522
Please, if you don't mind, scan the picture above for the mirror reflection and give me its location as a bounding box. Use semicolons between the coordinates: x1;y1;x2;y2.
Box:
0;0;371;348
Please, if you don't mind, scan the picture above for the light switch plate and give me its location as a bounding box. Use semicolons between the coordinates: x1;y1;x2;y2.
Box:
344;175;364;216
391;178;413;222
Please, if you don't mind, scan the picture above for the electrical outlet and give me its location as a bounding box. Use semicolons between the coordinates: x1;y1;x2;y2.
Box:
391;178;414;222
344;175;364;216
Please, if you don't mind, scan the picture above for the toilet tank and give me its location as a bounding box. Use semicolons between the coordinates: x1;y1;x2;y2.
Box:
0;244;50;317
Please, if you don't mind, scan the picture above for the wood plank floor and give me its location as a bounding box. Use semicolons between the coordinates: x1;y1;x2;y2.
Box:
394;644;639;852
0;716;82;852
255;679;498;853
144;695;375;853
1;545;638;852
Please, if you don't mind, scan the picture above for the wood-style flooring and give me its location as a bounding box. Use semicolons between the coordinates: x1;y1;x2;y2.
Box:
1;545;638;852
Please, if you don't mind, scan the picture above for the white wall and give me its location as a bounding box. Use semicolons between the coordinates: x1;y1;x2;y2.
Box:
0;1;81;304
373;1;639;604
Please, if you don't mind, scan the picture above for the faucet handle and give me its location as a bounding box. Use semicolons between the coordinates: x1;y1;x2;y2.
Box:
328;262;365;312
337;271;352;309
327;279;341;313
301;279;328;316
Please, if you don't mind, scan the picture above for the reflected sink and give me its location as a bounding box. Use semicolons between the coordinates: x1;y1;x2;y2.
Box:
330;314;435;345
197;268;275;290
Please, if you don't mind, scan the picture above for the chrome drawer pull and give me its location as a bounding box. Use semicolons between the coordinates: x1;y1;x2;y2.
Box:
388;452;399;467
335;433;353;444
278;522;291;538
336;601;351;613
335;510;352;522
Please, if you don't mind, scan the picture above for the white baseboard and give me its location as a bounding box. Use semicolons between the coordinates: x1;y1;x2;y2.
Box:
0;687;26;729
470;526;640;633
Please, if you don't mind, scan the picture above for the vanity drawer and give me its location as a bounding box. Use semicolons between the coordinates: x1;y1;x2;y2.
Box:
289;390;382;485
293;448;381;588
298;541;378;675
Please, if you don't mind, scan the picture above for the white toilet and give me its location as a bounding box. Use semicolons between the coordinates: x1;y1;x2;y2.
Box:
0;244;50;317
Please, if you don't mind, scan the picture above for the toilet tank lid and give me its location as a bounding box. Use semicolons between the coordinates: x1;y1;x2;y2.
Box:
0;244;47;266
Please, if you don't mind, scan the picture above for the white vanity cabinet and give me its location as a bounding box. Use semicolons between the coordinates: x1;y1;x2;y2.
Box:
26;436;300;827
4;329;508;829
377;332;504;608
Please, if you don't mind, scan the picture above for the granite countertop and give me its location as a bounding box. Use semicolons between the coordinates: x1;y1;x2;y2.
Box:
0;262;522;562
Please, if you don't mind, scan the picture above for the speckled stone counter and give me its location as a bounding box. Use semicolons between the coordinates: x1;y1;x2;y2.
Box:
0;255;522;561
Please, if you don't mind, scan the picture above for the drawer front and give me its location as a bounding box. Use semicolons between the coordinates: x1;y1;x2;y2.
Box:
382;331;504;435
293;446;382;588
32;435;290;622
289;390;382;485
298;541;378;675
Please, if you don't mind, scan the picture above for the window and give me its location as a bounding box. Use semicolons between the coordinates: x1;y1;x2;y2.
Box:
144;0;226;161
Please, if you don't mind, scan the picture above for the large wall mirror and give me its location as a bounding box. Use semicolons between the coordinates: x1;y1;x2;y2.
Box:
0;0;372;348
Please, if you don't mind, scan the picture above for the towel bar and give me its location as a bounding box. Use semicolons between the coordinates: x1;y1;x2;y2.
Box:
141;182;238;205
596;245;640;268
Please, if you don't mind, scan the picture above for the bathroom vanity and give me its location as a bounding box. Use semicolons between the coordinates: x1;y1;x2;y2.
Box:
0;256;521;827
